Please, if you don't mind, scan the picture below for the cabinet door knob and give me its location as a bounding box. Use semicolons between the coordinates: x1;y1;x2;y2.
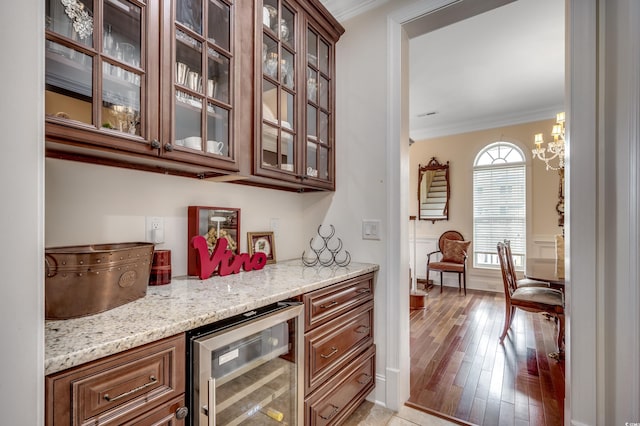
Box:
150;139;161;149
175;406;189;420
164;143;174;152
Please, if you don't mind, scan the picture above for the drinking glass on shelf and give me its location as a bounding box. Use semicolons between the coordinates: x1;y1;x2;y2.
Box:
264;52;278;78
103;25;114;55
176;62;189;85
280;59;290;85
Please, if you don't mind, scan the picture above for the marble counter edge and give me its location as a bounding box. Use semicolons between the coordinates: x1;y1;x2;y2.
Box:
45;261;379;375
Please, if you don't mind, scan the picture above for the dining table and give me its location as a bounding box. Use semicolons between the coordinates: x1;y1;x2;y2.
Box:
526;257;566;360
525;257;565;290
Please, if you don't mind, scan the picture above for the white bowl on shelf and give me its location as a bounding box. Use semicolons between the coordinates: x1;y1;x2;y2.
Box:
184;136;202;150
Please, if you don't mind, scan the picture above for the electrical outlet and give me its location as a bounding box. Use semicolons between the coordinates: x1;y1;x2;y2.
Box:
146;216;164;243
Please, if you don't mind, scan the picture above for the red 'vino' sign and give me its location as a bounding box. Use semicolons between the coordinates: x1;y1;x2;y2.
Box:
191;236;267;279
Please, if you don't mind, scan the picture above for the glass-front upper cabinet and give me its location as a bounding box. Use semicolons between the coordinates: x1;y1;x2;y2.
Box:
168;0;235;165
45;0;150;149
255;1;341;190
259;0;297;177
305;25;333;186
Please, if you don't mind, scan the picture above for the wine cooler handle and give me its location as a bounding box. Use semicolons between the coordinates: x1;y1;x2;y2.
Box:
208;378;216;426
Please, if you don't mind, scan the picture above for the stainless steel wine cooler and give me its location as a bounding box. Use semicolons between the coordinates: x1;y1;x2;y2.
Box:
186;302;304;425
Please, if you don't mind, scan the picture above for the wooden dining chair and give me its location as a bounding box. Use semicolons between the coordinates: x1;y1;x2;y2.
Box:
426;230;471;295
496;242;565;356
503;240;550;288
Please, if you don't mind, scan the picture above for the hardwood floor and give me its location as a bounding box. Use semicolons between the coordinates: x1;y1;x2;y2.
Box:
408;287;565;426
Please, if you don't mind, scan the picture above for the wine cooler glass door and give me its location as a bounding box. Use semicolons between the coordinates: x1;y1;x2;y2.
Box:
194;303;303;426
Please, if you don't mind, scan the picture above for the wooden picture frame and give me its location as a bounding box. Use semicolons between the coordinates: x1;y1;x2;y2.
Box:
187;206;240;276
247;232;276;264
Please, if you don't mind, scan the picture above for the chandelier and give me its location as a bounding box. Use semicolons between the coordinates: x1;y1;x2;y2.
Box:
532;112;565;170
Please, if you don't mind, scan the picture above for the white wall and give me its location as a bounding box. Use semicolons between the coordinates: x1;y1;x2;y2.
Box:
0;0;44;424
46;159;334;274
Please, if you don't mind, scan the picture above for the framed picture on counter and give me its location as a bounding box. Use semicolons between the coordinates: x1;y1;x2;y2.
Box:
247;232;276;264
187;206;240;276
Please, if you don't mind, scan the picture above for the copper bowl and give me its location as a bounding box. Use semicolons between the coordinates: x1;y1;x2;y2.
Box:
45;242;154;319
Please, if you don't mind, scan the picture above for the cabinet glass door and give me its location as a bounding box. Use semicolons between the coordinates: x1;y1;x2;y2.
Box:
173;0;233;159
305;27;332;182
260;0;296;174
45;0;145;137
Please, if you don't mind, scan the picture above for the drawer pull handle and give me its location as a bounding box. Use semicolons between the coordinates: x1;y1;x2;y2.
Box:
356;288;371;294
319;404;340;420
357;373;373;385
355;325;370;334
104;375;158;402
320;347;338;359
320;300;338;309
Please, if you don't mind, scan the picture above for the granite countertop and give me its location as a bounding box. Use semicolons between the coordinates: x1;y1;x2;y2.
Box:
45;259;378;375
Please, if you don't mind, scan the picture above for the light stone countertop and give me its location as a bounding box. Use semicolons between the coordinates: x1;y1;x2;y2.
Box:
45;259;379;375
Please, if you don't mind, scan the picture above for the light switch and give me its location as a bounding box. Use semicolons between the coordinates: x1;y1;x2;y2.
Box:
362;220;381;240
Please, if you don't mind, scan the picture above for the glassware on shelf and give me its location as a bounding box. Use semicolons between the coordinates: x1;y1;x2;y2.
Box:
264;52;278;78
103;25;114;55
263;5;277;28
307;77;317;101
187;71;202;92
176;62;189;85
280;59;290;85
116;42;138;67
279;19;289;41
207;79;217;97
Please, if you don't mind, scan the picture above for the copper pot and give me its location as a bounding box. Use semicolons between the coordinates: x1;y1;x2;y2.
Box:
45;242;154;319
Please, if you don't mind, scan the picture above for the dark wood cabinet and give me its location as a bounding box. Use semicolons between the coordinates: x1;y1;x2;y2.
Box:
252;0;342;191
45;0;240;177
303;272;375;425
45;334;186;426
44;271;374;426
45;0;343;191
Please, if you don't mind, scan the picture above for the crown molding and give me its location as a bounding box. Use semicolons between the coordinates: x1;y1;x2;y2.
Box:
321;0;389;21
409;105;565;141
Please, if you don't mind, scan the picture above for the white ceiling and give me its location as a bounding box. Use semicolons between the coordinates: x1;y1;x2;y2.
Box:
320;0;565;140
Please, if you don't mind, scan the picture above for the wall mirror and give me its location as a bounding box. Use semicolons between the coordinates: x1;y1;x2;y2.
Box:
418;157;450;223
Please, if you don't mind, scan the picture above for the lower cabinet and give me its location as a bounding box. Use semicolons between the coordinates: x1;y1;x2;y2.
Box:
45;272;376;426
305;345;375;426
303;272;375;425
45;334;186;426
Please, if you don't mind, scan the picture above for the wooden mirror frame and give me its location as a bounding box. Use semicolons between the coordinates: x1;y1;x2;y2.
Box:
418;157;450;223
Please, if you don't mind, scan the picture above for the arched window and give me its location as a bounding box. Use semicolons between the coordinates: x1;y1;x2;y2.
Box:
473;142;526;269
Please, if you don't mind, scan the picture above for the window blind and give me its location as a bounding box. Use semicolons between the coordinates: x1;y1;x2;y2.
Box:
473;164;526;268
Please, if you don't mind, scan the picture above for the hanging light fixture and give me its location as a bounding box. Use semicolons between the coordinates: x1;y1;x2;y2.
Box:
532;112;565;170
533;112;566;230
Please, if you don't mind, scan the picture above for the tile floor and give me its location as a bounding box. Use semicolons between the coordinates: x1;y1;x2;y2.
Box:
344;401;460;426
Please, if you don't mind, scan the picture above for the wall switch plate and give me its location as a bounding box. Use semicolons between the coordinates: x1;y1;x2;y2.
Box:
362;219;381;240
146;216;164;244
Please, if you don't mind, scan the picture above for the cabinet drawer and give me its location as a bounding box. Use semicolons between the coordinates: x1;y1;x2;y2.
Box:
121;395;186;426
305;344;375;426
305;301;373;394
304;272;374;331
46;334;185;426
